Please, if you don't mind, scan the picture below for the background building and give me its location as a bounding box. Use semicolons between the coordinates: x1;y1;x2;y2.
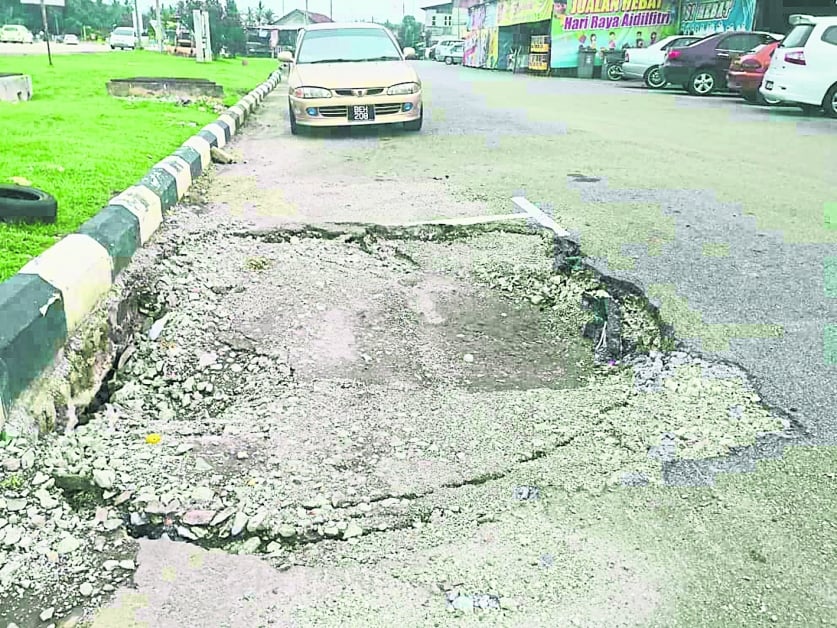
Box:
421;1;468;45
754;0;837;33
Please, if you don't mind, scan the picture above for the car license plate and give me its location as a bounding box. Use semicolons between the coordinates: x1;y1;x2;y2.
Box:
764;81;773;90
349;105;374;122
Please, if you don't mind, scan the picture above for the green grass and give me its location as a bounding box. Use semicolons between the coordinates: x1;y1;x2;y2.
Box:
0;51;277;281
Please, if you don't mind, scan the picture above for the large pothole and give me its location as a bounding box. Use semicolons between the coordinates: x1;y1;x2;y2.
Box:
0;217;794;627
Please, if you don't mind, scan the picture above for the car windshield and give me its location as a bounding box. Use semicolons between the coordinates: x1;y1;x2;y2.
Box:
296;28;401;64
114;28;134;36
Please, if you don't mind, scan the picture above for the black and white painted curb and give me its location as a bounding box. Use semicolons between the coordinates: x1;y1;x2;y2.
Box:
0;69;283;427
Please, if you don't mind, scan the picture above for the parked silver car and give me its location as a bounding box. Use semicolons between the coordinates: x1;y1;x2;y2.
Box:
444;42;464;65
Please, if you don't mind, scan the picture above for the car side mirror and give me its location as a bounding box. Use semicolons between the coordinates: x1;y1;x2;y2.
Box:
277;50;294;63
404;47;417;60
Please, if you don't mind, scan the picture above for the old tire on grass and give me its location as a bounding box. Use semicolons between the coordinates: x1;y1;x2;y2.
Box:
0;185;57;224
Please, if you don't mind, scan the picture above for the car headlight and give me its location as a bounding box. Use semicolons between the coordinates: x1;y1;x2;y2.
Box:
292;86;332;99
387;82;420;95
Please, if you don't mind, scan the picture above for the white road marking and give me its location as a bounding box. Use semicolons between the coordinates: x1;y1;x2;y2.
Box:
511;196;569;237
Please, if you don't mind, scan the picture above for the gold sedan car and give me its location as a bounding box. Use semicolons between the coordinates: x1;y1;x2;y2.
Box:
278;23;423;134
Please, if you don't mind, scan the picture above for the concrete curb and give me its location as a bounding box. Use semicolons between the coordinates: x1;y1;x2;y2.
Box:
0;69;283;429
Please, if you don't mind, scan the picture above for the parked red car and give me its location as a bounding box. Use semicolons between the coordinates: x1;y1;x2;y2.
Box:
726;40;782;104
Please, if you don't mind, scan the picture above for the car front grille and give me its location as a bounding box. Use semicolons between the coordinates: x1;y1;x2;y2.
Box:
334;88;385;96
318;106;348;118
375;104;403;116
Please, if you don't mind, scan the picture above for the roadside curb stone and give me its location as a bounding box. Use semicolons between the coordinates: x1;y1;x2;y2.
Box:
0;68;283;431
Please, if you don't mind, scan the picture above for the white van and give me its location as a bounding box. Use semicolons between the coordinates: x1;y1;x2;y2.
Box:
760;14;837;117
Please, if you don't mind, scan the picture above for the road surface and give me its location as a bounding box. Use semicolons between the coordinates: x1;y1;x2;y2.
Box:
0;41;109;56
1;62;835;628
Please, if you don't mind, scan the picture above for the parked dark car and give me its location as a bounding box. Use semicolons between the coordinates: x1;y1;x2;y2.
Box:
661;31;783;96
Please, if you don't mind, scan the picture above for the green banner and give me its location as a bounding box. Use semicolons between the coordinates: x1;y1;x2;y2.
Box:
497;0;554;27
551;0;680;68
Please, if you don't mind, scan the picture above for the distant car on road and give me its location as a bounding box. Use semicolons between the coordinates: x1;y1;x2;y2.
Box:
760;14;837;118
443;42;464;65
726;40;782;104
108;27;137;50
434;38;463;63
0;24;34;44
64;33;79;45
662;30;783;96
622;35;702;88
278;22;423;134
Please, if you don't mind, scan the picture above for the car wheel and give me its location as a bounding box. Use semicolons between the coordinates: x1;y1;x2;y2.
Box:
688;69;717;96
741;90;757;103
404;110;423;132
289;103;299;136
445;56;453;65
644;66;666;89
823;84;837;119
606;64;622;81
0;185;57;224
755;90;780;106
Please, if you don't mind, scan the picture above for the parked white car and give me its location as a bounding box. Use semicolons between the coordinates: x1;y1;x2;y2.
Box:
443;42;464;65
760;14;837;117
622;34;702;88
108;26;137;50
0;24;34;44
434;38;463;62
64;33;79;45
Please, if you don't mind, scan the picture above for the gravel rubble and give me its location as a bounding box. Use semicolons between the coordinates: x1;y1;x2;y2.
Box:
0;198;793;626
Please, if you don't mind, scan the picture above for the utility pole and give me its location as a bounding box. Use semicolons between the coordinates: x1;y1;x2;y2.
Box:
155;0;163;52
39;0;52;66
304;0;308;23
133;0;142;49
330;0;333;20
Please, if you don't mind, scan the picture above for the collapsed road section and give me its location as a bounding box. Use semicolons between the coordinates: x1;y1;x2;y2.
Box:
0;189;793;626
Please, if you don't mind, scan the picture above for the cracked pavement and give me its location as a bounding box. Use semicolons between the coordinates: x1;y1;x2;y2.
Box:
1;64;836;627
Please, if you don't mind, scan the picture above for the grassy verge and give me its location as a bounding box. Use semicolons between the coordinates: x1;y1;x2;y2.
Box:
0;51;277;281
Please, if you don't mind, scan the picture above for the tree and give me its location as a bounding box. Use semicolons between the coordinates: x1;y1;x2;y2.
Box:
174;0;244;56
397;15;421;50
221;0;245;56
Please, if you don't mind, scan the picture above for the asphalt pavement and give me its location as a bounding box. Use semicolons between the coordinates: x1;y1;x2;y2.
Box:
4;61;835;627
0;41;110;55
232;60;837;445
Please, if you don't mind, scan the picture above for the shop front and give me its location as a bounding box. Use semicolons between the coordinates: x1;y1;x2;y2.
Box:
464;0;553;72
679;0;757;36
550;0;681;71
463;1;500;69
461;0;795;75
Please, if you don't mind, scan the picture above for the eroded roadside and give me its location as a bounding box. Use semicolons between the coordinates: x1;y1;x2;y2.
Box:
0;170;795;626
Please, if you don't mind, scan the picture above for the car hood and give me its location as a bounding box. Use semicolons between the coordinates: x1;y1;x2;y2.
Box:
292;61;419;89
